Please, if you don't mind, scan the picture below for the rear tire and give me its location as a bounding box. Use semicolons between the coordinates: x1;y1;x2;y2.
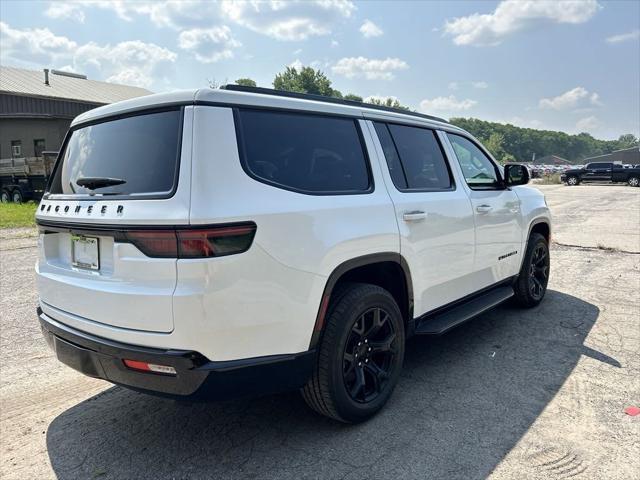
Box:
0;190;10;203
513;233;550;308
302;283;405;423
628;176;639;187
11;189;23;204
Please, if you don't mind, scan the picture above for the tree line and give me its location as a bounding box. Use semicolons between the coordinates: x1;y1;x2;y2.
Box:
231;67;638;164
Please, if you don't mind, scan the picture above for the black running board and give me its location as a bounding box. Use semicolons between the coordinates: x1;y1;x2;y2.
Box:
414;285;514;335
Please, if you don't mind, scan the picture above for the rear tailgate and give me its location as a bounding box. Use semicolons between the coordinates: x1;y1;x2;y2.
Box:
36;107;193;333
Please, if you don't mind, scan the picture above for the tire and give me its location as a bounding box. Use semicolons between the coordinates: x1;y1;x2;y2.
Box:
566;176;579;186
11;189;23;204
0;190;10;203
302;283;405;423
628;176;639;187
513;233;550;308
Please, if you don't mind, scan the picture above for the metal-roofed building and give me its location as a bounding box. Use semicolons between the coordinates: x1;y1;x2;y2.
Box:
0;66;151;160
583;147;640;165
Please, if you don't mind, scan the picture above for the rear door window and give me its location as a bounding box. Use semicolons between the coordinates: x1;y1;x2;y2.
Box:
48;109;182;197
377;123;452;190
235;109;371;194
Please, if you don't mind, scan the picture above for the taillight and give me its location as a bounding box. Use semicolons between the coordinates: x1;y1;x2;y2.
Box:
124;223;256;259
177;224;257;258
125;230;178;258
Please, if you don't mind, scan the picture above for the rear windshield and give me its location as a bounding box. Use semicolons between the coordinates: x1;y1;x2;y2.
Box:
48;109;182;197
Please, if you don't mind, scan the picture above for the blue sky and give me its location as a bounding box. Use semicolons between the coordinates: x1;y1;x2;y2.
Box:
1;0;639;139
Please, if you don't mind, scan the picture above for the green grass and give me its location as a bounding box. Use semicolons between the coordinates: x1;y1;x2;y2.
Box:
536;173;562;185
0;202;38;228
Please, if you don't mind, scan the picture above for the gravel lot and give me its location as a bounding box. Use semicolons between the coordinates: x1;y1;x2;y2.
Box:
1;184;639;480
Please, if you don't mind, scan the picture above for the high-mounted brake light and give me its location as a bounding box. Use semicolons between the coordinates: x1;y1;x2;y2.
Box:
124;223;256;259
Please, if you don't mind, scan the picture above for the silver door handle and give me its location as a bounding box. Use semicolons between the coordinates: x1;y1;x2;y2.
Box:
476;205;493;214
403;211;427;222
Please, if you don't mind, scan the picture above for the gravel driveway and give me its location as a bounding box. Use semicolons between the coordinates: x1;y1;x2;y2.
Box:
1;184;638;480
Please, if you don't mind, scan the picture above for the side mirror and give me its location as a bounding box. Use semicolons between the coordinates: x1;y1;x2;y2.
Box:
504;164;530;186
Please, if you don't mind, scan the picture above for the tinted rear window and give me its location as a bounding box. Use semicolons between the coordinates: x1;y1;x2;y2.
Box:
236;109;371;194
386;124;452;190
49;109;182;197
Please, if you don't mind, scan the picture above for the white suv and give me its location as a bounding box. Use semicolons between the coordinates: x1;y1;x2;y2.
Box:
36;86;551;422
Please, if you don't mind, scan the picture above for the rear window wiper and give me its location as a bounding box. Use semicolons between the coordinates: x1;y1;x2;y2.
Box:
76;177;126;190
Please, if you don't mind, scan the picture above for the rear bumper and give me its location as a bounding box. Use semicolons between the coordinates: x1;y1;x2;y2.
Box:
39;308;316;400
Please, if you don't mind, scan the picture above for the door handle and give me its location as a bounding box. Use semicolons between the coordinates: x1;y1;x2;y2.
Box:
403;210;427;222
476;205;493;214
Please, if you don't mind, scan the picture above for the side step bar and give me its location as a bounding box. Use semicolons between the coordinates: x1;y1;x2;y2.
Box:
414;285;514;335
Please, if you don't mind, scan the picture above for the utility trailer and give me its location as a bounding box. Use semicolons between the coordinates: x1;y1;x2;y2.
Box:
0;151;58;203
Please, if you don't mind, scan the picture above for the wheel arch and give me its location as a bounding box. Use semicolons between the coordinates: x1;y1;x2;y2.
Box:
308;253;413;349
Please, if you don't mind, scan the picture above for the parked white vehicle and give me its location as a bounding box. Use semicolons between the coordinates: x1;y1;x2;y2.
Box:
36;86;551;422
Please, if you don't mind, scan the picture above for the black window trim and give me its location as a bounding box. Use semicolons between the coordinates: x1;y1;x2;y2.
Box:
44;106;185;201
233;107;375;196
446;132;507;191
374;120;457;193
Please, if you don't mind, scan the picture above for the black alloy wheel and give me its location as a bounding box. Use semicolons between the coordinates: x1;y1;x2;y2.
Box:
342;307;398;403
528;243;549;301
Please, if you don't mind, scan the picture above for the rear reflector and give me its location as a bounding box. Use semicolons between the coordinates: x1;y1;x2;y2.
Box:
123;359;177;375
124;222;256;259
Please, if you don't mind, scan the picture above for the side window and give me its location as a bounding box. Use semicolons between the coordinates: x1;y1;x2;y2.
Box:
375;122;452;190
236;109;371;194
11;140;22;158
447;134;501;189
373;122;407;189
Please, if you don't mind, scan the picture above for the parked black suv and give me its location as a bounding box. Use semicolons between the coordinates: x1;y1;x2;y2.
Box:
561;162;640;187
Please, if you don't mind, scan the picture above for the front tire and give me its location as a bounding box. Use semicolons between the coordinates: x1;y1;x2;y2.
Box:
566;176;579;186
513;233;550;308
302;283;405;423
628;176;639;187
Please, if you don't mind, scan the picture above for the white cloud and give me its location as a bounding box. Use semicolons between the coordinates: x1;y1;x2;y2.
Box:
1;22;176;89
360;19;383;38
448;82;459;90
0;21;78;64
472;81;489;89
606;29;640;44
443;0;600;46
178;26;240;63
75;40;177;88
289;59;304;71
331;56;408;80
509;116;544;129
589;92;603;106
576;115;600;132
44;3;86;22
220;0;355;40
419;95;477;113
539;86;602;110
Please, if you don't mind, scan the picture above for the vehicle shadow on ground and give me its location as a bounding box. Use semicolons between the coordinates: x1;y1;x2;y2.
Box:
46;290;613;480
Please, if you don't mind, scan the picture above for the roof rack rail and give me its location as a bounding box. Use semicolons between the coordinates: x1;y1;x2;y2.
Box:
219;84;449;124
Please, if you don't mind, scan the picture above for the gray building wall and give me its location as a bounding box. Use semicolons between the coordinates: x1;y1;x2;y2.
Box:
0;117;71;159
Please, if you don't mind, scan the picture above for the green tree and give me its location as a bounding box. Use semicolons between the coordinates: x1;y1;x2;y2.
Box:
615;134;639;150
365;97;410;110
344;93;363;102
235;78;257;87
484;132;507;163
273;66;341;98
